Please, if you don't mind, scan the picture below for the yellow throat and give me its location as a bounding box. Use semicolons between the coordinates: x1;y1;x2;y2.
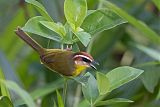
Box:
72;65;87;76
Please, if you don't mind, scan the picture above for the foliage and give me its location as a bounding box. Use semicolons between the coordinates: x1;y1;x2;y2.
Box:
0;96;13;107
0;0;159;107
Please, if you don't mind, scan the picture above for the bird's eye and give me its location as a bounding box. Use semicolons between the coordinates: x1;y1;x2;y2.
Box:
82;58;91;63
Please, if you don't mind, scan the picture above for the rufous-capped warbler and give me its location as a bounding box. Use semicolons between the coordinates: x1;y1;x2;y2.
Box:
15;27;98;76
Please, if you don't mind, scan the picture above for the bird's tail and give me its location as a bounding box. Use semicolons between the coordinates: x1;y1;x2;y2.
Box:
15;27;44;55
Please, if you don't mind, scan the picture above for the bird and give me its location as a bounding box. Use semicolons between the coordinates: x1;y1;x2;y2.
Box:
15;27;98;76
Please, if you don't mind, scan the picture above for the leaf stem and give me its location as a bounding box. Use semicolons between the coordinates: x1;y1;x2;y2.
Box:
47;39;51;48
63;77;68;106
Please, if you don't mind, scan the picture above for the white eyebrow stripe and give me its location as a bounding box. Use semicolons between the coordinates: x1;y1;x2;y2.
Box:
74;55;93;62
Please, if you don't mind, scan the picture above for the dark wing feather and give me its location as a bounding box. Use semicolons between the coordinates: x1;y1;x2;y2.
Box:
40;49;75;76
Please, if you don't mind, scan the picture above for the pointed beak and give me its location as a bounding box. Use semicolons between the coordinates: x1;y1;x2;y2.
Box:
90;61;99;70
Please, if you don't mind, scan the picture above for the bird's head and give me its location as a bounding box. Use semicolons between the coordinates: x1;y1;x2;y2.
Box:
73;52;99;70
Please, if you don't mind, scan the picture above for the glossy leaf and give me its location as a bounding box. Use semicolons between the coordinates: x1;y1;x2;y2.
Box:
0;96;13;107
22;16;60;42
74;31;91;47
25;0;52;21
96;72;110;95
40;21;66;37
82;72;99;104
64;0;87;30
103;1;160;44
106;66;144;91
56;90;64;107
95;98;133;106
82;9;127;35
0;80;36;107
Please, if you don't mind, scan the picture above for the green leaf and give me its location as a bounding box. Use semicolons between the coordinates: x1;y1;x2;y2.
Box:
0;68;11;100
64;0;87;30
25;0;52;21
134;44;160;61
132;55;160;93
140;66;160;93
40;21;66;37
95;98;133;106
96;72;110;95
0;80;36;107
41;94;55;107
130;45;160;93
0;96;13;107
74;31;91;47
72;43;80;52
157;88;160;100
22;16;61;42
56;90;64;107
103;1;160;44
106;66;144;91
72;74;90;86
82;9;127;35
78;99;90;107
82;72;99;104
152;0;160;10
53;100;57;107
87;29;122;61
62;23;74;44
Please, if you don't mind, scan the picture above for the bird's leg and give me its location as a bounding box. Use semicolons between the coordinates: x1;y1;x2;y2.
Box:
65;44;72;51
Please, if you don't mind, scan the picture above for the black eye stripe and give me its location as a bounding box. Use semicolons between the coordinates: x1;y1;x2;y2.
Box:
82;58;91;63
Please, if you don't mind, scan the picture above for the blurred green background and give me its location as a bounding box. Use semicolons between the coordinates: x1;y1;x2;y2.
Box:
0;0;160;107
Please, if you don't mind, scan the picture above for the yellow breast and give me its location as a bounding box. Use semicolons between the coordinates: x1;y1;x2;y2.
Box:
72;65;87;76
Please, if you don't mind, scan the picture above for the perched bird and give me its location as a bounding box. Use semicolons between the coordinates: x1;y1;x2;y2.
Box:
15;27;98;76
